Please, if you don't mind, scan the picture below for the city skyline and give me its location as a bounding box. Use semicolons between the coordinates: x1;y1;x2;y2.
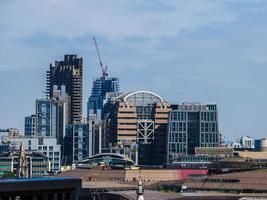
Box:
1;1;267;140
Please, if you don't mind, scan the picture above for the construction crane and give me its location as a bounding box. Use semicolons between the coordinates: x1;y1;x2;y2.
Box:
93;37;108;78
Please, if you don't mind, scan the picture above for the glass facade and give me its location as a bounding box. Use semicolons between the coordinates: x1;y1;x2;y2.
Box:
0;153;49;178
64;124;90;165
167;103;220;163
36;100;52;137
24;115;36;136
87;77;119;120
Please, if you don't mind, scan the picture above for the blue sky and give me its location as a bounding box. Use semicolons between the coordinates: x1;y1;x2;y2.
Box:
0;0;267;140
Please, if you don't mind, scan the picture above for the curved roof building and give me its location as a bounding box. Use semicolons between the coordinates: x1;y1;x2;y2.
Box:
75;153;135;169
117;91;163;104
103;90;171;165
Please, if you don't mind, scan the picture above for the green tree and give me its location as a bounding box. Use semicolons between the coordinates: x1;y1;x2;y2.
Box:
2;171;15;179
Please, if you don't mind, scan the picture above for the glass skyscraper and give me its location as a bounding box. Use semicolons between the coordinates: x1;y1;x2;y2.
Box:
87;77;119;120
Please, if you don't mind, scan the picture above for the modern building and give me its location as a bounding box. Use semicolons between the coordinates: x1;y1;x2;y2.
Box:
24;115;36;136
9;137;61;173
240;136;253;148
74;153;135;169
103;91;171;165
36;99;54;137
50;85;70;146
87;77;119;120
64;124;91;165
46;55;83;123
36;86;69;145
228;136;253;150
88;115;102;156
167;102;220;163
0;151;49;178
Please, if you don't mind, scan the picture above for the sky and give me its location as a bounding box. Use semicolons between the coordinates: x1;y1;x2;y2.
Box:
0;0;267;140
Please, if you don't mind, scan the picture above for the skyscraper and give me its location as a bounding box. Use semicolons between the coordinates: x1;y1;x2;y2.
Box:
167;102;220;163
87;77;119;120
36;85;69;141
64;123;90;165
46;55;83;123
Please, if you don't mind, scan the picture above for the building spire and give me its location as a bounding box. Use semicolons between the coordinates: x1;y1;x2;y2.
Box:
136;178;144;200
16;142;28;178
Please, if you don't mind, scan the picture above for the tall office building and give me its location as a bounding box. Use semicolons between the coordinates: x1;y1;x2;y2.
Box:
46;55;83;123
36;99;54;137
87;77;119;120
103;91;171;165
167;103;220;163
63;124;90;165
24;115;36;136
36;86;69;143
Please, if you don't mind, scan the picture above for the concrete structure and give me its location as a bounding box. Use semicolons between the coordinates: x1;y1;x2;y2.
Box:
58;168;208;184
103;91;171;165
46;55;83;123
9;137;61;172
167;103;220;163
255;138;267;152
24;115;36;136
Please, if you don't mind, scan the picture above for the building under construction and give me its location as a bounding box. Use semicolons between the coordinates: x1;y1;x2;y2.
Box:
46;55;83;123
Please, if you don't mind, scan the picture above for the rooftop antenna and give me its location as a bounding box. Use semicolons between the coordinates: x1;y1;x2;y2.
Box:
93;37;108;78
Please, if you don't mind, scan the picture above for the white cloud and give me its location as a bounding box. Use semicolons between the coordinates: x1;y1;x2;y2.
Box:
0;0;238;40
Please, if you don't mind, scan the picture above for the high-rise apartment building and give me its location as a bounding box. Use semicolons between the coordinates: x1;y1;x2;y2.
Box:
36;86;69;143
167;103;220;163
36;99;54;137
87;77;119;120
24;115;36;136
46;55;83;123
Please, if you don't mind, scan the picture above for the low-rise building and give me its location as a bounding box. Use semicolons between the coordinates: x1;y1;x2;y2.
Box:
9;137;61;173
0;151;49;178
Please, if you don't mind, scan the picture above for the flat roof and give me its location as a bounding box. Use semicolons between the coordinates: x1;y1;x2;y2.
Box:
0;177;82;194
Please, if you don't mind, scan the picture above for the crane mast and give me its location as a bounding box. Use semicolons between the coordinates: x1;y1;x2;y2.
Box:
93;37;108;78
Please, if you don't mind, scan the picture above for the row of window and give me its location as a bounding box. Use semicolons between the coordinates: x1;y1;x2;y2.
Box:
170;112;187;121
168;143;187;154
169;122;187;132
200;111;217;121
